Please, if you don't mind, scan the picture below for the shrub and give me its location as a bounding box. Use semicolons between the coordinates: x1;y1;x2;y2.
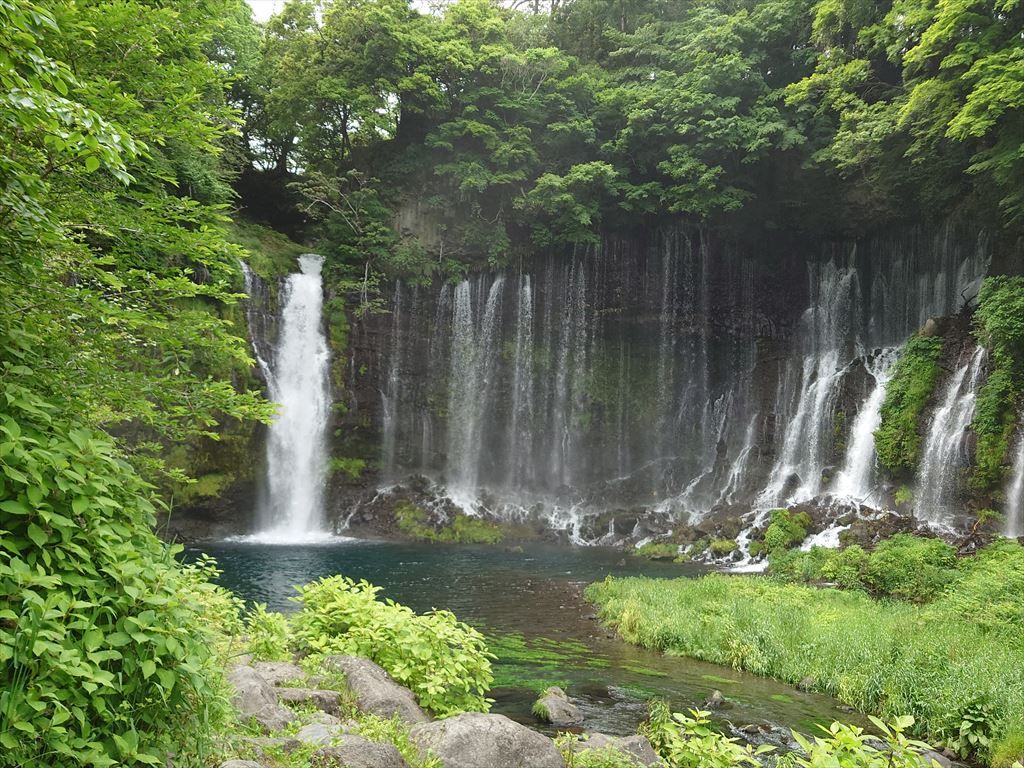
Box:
783;716;936;768
394;502;504;544
244;604;292;662
0;383;232;767
635;541;680;559
709;539;739;556
875;335;944;473
762;509;811;553
862;535;958;602
291;576;493;716
556;733;648;768
641;701;771;768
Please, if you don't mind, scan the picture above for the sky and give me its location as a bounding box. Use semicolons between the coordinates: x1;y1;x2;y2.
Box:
246;0;283;21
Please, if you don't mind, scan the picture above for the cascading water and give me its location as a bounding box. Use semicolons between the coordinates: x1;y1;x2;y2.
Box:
251;255;332;542
831;348;898;503
1004;428;1024;538
374;222;989;539
915;347;987;526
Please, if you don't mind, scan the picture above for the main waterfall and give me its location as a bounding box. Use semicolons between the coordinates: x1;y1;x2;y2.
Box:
1003;428;1024;538
374;223;989;537
246;255;332;542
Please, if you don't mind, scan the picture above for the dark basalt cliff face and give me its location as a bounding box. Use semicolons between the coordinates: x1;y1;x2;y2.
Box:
322;219;991;543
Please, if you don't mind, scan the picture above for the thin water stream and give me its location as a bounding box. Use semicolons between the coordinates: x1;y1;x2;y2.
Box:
191;540;865;737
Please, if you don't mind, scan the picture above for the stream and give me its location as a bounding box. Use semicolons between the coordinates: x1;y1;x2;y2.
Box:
189;539;864;738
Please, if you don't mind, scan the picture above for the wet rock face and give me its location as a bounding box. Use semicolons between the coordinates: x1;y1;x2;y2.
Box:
410;712;566;768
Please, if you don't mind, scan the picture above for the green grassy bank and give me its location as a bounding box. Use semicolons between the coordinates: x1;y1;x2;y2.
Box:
586;541;1024;767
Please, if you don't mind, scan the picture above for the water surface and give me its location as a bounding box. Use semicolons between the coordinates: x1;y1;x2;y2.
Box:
190;539;862;736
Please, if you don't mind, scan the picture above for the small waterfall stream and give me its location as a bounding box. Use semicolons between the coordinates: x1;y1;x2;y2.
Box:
250;255;332;542
831;348;898;504
1005;429;1024;538
915;347;986;525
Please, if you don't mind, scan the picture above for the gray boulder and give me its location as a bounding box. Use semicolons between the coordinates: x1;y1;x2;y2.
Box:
311;736;410;767
569;733;660;766
276;687;342;715
240;736;303;755
226;665;296;733
533;686;583;726
220;762;264;768
410;712;565;768
252;661;306;686
295;721;355;746
705;689;731;710
323;656;429;723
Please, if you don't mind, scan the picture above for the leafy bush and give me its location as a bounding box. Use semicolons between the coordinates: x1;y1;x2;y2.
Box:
762;509;811;553
0;382;232;767
641;701;771;768
783;716;935;768
875;336;945;473
709;539;739;556
771;534;959;602
291;576;493;716
244;604;292;662
862;535;959;602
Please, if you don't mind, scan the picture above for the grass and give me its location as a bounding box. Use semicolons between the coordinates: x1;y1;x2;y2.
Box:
227;217;308;279
586;542;1024;765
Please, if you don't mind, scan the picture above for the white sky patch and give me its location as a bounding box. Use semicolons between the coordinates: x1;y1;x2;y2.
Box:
246;0;282;21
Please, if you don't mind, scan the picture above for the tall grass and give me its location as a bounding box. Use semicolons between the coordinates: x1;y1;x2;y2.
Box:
586;543;1024;766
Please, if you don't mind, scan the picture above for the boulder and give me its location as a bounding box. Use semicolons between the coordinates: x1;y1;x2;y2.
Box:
921;750;953;768
533;686;584;726
705;690;730;710
410;712;565;768
323;656;429;724
295;721;355;746
252;661;306;686
226;665;296;733
311;736;410;768
276;687;342;715
220;762;264;768
796;676;817;692
569;733;660;766
240;736;302;755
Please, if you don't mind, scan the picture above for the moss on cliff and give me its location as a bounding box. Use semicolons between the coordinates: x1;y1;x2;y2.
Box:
875;334;945;474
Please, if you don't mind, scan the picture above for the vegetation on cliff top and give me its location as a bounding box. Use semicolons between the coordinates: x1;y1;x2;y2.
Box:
875;336;945;474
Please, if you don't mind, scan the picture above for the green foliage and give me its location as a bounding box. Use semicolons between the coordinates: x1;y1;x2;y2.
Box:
557;732;651;768
762;509;811;554
634;541;680;559
876;336;945;473
291;575;494;716
243;604;292;662
771;534;960;602
709;539;739;556
394;501;505;545
0;380;234;767
227;218;308;279
329;456;367;480
641;701;772;768
353;713;443;768
783;716;935;768
971;277;1024;495
587;548;1024;762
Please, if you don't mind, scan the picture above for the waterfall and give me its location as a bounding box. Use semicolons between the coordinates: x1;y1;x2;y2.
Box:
1004;428;1024;538
371;222;990;539
915;347;987;525
831;348;898;503
381;282;402;482
760;262;859;505
446;277;505;494
252;255;332;542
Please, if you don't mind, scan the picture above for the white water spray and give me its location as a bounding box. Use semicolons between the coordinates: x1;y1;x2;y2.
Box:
253;255;332;542
1005;429;1024;538
915;347;986;525
831;348;897;502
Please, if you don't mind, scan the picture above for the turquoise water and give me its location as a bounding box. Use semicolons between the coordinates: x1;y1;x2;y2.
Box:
189;539;862;736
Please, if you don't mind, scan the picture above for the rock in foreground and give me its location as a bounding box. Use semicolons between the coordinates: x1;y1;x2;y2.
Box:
226;665;296;733
569;733;660;765
410;712;565;768
323;655;430;724
311;736;410;767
